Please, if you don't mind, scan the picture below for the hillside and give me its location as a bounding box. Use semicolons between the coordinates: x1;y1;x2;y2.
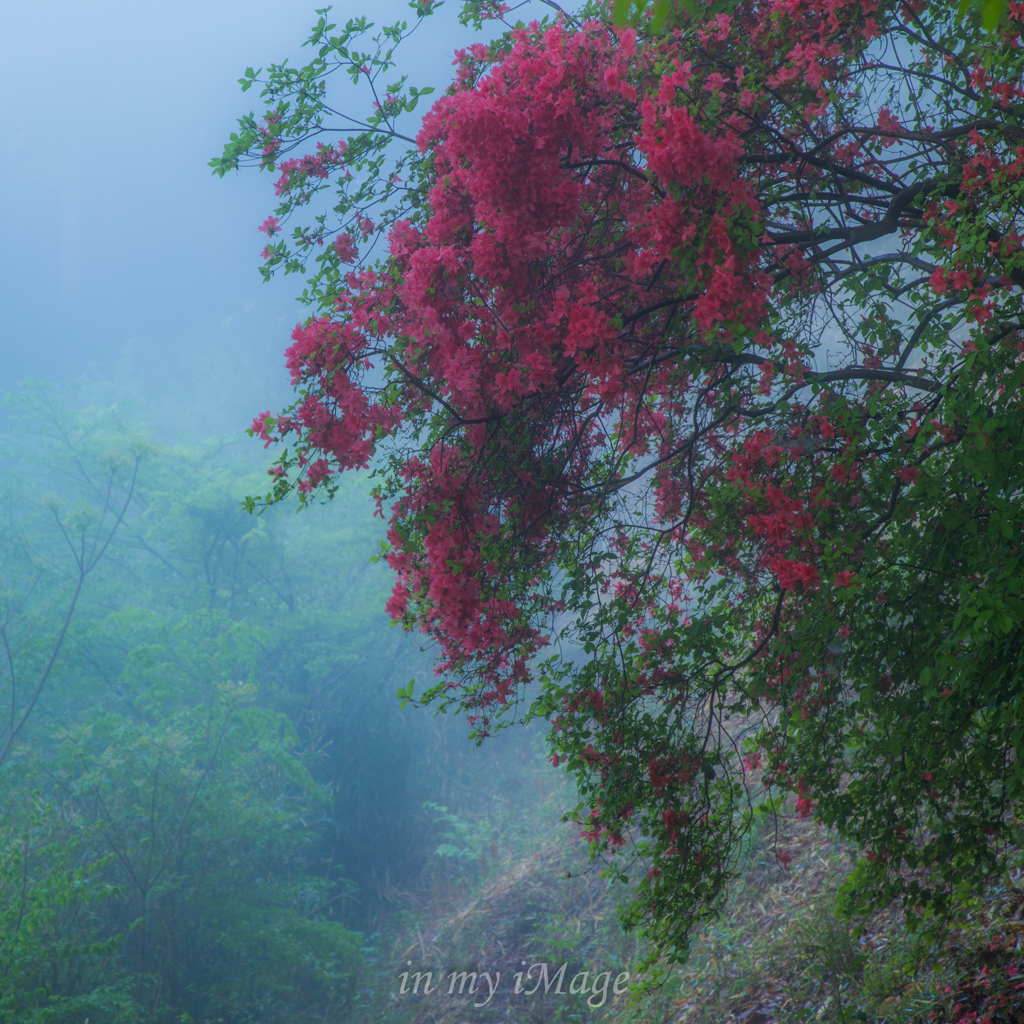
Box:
374;812;1024;1024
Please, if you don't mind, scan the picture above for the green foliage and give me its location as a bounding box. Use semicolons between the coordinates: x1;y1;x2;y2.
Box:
0;799;128;1023
612;0;1012;34
0;696;363;1023
0;383;503;1021
424;802;493;871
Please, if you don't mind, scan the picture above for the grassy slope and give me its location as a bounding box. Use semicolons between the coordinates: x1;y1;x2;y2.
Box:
368;807;1024;1024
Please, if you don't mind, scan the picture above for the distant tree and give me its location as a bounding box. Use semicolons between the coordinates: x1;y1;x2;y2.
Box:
221;0;1024;963
0;387;143;768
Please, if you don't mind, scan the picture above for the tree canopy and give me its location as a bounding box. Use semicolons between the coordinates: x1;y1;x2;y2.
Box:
218;0;1024;963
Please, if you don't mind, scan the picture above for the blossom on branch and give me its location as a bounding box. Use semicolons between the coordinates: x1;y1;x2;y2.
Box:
226;0;1024;965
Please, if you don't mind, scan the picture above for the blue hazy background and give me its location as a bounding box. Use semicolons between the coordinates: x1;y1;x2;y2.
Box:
0;0;480;437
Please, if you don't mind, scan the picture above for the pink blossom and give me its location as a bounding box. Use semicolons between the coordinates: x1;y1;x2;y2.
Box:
333;232;359;263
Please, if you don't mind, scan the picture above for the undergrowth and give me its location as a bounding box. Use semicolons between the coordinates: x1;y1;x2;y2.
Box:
356;795;1024;1024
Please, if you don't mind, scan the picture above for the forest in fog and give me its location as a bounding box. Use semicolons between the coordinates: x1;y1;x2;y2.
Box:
0;383;614;1023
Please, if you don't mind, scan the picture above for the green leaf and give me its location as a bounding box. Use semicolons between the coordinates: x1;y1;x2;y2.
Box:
982;0;1008;30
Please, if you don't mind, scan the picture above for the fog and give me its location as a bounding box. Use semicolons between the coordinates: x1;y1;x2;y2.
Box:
0;4;648;1022
0;0;481;435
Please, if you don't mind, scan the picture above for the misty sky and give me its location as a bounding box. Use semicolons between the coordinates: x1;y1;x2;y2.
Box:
0;0;484;437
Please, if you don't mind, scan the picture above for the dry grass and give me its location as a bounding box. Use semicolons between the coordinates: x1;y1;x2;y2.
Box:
362;805;1024;1024
369;822;641;1024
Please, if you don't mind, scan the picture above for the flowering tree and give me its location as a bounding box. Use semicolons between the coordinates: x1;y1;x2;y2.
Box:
216;0;1024;961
